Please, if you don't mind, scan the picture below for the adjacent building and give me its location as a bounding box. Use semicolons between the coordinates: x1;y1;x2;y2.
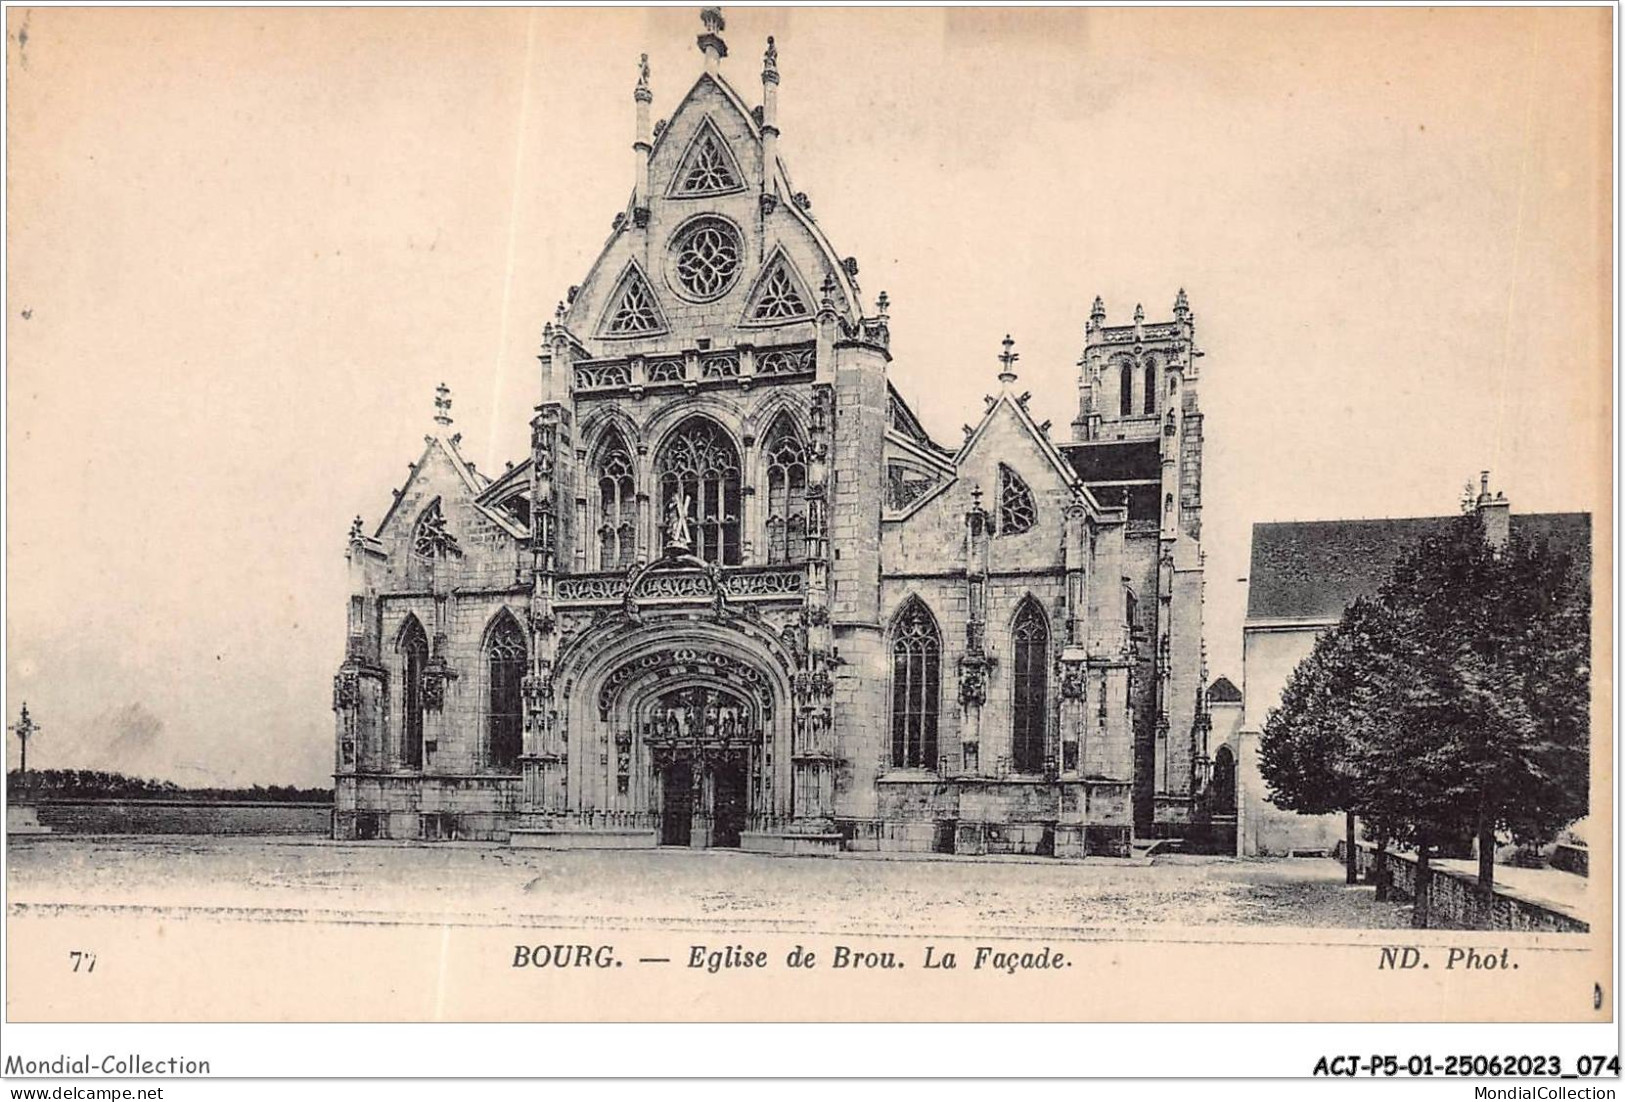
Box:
1235;475;1590;856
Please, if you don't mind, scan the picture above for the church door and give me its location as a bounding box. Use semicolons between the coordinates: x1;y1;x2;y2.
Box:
711;758;747;848
661;759;694;847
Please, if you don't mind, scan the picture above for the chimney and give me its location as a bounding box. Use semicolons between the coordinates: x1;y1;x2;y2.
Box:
1475;470;1511;553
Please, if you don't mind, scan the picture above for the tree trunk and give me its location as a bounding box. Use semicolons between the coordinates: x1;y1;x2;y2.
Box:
1374;835;1390;901
1475;802;1496;928
1411;841;1432;929
1345;810;1358;884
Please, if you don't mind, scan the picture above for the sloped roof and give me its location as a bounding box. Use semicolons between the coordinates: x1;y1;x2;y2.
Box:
1246;512;1591;621
1208;676;1242;703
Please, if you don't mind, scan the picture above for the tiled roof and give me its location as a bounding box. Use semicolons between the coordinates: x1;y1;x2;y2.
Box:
1246;512;1591;621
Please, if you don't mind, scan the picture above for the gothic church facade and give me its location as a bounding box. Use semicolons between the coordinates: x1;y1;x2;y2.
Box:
332;10;1216;856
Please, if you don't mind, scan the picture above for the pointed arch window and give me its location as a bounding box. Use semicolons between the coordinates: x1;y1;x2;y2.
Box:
763;416;809;563
412;500;449;560
657;417;742;565
1011;602;1050;775
890;600;942;770
398;616;428;770
747;257;810;322
486;615;525;772
1119;359;1134;417
998;464;1036;536
672;122;743;196
595;434;637;570
601;266;665;336
1143;359;1157;415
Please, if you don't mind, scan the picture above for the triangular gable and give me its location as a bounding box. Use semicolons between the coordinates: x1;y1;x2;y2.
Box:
667;116;746;199
650;73;762;165
739;246;813;326
596;261;669;339
374;434;526;542
957;392;1081;498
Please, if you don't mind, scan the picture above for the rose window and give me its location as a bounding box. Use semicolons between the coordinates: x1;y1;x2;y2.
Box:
672;219;742;300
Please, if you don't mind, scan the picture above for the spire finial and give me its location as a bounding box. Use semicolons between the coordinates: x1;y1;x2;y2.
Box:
635;52;652;102
876;290;889;317
433;383;453;428
698;7;728;66
1089;296;1106;326
1133;303;1144;325
763;35;778;81
997;334;1020;387
1174;287;1190;319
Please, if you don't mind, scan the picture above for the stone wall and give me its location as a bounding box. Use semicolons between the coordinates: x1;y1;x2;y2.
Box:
1353;843;1588;933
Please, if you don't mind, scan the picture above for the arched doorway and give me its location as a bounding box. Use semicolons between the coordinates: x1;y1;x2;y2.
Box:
1211;745;1236;813
644;684;758;848
561;629;790;849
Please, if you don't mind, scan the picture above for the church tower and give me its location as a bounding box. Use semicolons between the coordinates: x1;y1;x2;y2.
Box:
1063;292;1210;835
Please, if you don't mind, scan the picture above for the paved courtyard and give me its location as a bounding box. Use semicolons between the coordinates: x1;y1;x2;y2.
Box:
6;836;1412;934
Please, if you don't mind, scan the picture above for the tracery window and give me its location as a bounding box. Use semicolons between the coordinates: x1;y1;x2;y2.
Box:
657;417;741;565
998;464;1036;536
675;128;741;195
486;615;526;772
1143;360;1157;415
1011;602;1049;775
763;416;808;563
398;616;428;770
596;434;637;570
672;218;743;300
412;500;447;560
749;260;810;321
603;269;663;336
890;600;941;770
1119;359;1134;417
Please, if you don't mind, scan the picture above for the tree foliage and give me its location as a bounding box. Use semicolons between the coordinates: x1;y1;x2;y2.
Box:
6;768;332;803
1258;511;1589;925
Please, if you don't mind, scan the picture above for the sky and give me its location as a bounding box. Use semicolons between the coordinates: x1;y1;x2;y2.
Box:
5;7;1612;787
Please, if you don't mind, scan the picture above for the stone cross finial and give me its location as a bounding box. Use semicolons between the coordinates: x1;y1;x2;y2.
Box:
349;515;364;541
998;334;1020;387
433;383;453;427
819;273;838;309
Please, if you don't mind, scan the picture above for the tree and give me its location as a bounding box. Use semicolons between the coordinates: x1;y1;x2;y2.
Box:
1259;597;1392;884
1260;511;1588;928
1385;514;1589;912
